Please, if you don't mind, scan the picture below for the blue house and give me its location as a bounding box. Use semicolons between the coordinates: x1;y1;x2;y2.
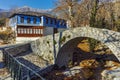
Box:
9;11;67;37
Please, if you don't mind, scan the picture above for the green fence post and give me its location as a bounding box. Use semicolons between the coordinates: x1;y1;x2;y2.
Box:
17;65;22;80
27;70;31;80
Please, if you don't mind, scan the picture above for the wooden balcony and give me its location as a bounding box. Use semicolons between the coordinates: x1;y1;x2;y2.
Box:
17;26;43;37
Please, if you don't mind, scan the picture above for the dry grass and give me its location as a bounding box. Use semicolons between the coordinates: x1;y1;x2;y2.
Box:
77;39;90;52
0;68;9;78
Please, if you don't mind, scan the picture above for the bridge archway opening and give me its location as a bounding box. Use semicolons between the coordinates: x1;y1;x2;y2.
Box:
56;37;119;68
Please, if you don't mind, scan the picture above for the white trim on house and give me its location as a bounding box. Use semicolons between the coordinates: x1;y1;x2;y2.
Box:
16;37;39;43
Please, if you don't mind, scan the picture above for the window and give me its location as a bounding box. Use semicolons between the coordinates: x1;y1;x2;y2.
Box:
39;17;41;23
64;22;66;26
33;18;37;24
63;20;66;26
20;17;24;23
27;18;31;23
46;18;48;24
59;20;62;26
54;19;57;25
50;18;53;24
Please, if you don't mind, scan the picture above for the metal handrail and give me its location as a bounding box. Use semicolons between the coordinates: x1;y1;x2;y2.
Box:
4;50;45;80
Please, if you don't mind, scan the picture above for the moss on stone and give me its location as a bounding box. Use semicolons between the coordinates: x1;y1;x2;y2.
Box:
67;35;71;38
54;40;57;45
60;36;66;44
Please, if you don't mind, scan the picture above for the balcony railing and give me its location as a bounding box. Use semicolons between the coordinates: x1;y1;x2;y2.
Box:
17;27;43;37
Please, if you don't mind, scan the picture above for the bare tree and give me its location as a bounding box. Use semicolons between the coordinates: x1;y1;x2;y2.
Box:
53;0;81;28
106;1;116;30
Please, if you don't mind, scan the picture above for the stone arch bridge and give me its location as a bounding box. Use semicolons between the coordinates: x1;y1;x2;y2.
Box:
29;27;120;67
3;26;120;79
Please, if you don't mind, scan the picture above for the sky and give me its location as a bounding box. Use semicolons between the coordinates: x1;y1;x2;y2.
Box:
0;0;56;10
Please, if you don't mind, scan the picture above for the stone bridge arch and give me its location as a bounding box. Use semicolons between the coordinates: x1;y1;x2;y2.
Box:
55;27;120;67
56;37;118;67
31;27;120;66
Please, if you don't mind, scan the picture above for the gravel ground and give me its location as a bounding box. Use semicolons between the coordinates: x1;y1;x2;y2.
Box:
21;53;49;68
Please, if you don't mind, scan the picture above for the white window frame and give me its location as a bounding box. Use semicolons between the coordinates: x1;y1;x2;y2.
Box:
27;29;29;34
41;29;43;34
24;28;26;34
21;28;23;34
17;28;20;34
30;29;32;34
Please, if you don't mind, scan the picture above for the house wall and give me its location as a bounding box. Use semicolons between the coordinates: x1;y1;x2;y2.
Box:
9;15;17;30
17;15;43;26
9;15;67;28
58;28;68;32
43;27;67;36
42;16;67;28
43;27;54;36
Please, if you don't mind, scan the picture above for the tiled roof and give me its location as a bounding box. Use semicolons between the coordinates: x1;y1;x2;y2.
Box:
9;11;56;18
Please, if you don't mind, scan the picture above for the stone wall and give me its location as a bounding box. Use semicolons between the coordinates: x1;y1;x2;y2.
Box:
31;35;55;63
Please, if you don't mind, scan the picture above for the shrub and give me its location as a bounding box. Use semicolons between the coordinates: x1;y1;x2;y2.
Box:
0;27;16;44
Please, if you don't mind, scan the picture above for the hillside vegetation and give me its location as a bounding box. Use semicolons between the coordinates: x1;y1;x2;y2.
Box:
0;27;15;44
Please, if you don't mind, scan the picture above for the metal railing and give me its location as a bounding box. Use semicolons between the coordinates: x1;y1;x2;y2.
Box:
3;50;45;80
